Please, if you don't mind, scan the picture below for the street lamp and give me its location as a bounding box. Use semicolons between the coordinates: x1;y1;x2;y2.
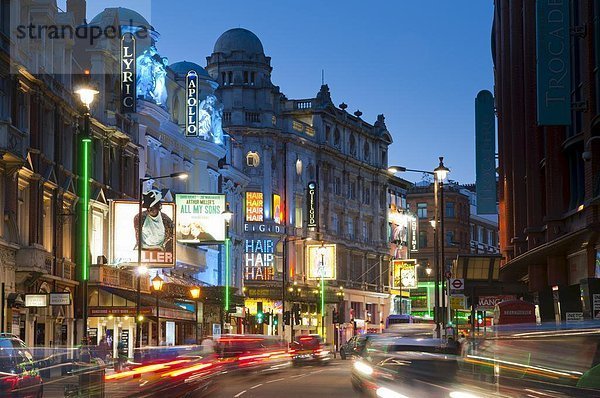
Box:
433;157;450;328
316;243;327;338
221;203;233;331
189;286;201;343
75;83;98;344
151;275;164;345
135;171;189;349
388;157;450;338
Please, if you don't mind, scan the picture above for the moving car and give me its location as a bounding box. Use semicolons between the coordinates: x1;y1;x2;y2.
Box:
214;334;290;373
0;334;43;398
290;335;331;366
339;334;377;360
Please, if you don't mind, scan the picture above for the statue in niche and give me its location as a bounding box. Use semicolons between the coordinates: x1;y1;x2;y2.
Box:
136;45;169;107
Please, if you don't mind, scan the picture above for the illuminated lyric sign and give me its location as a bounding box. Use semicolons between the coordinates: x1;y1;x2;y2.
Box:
391;259;418;289
120;33;136;113
185;71;199;137
111;200;176;267
306;244;336;280
244;239;275;281
273;194;283;224
307;181;317;228
245;192;264;222
175;193;226;243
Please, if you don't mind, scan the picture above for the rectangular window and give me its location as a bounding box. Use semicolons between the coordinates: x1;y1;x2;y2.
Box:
62;208;72;260
334;177;341;195
445;231;454;246
42;194;54;253
482;229;488;245
362;221;368;241
18;186;29;245
250;72;255;85
445;202;455;218
418;230;427;248
294;197;303;229
347;218;355;239
417;203;427;219
90;210;104;264
331;213;339;233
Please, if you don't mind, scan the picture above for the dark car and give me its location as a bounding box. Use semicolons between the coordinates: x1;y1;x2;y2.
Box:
0;334;43;398
339;334;377;360
290;335;331;366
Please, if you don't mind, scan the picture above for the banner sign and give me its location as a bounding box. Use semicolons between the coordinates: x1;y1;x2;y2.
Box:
111;200;176;267
175;193;226;243
477;295;516;311
244;239;276;281
306;244;336;280
307;181;318;228
49;293;71;306
409;217;418;253
273;194;283;224
391;259;418;289
185;70;199;137
25;294;47;307
245;192;264;222
536;0;571;125
120;33;136;113
475;90;497;214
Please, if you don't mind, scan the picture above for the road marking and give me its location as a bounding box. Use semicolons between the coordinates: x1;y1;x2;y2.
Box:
234;390;247;397
249;383;263;390
266;378;285;384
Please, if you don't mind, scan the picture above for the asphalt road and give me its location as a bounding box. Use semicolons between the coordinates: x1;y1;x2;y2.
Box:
209;359;360;398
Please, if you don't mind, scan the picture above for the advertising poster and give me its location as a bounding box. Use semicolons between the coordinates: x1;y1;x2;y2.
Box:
245;192;264;222
175;193;226;243
112;198;176;267
306;244;336;280
391;259;418;289
273;194;283;224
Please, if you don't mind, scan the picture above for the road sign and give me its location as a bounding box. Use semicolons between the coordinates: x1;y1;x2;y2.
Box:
450;278;464;291
450;295;466;310
594;294;600;320
566;312;583;323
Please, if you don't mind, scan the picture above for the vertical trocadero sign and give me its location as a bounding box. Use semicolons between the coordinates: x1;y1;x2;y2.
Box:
536;0;571;125
307;181;317;229
185;71;199;137
120;33;136;114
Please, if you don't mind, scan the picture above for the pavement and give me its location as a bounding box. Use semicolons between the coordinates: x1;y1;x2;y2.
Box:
207;359;360;398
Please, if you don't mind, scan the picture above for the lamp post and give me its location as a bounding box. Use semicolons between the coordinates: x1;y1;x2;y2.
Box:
388;157;450;338
75;83;98;344
135;171;188;349
221;203;233;332
151;275;164;345
433;157;450;328
190;286;201;343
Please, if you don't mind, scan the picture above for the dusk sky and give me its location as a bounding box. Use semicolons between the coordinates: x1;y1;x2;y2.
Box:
70;0;495;184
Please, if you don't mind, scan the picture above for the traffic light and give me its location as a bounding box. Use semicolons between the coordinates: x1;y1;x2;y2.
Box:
273;314;279;326
283;311;291;325
477;312;483;325
256;311;264;324
293;304;301;325
332;309;339;324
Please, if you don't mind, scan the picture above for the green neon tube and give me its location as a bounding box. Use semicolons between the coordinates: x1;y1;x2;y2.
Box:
81;139;91;281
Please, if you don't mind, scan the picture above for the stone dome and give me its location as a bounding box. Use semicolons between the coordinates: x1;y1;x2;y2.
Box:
170;61;212;80
213;28;264;55
89;7;152;30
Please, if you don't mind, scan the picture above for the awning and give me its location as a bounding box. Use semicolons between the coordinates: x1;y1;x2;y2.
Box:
98;287;195;321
